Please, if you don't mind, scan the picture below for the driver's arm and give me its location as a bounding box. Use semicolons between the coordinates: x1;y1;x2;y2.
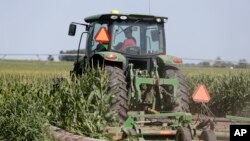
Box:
119;38;136;52
113;42;123;50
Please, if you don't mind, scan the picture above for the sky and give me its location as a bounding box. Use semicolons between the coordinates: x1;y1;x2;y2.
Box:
1;0;250;63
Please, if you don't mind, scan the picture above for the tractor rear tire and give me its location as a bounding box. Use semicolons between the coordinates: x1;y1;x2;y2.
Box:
165;69;190;112
105;66;128;124
175;127;192;141
200;130;216;141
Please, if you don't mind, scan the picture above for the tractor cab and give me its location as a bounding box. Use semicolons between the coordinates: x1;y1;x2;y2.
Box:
68;11;179;75
69;11;167;56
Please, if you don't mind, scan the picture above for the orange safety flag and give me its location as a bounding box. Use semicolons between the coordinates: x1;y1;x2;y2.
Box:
94;27;110;43
192;84;211;103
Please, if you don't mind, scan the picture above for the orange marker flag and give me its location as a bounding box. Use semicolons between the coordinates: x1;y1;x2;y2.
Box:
94;27;110;43
192;84;211;103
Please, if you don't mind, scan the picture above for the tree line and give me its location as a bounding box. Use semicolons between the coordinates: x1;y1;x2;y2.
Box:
185;57;249;68
55;50;249;68
58;49;85;61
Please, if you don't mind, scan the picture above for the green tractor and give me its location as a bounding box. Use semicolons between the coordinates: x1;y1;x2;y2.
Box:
69;11;189;120
68;11;219;141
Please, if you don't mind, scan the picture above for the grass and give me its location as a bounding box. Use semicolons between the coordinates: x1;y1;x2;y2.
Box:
181;66;250;76
0;60;73;75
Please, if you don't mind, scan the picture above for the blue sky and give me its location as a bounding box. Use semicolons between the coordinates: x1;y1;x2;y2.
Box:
1;0;250;62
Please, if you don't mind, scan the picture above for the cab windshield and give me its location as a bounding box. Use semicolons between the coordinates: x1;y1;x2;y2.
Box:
111;21;165;55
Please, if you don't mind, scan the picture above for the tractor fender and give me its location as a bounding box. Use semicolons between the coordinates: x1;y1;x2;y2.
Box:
94;51;126;62
157;55;183;68
92;52;126;69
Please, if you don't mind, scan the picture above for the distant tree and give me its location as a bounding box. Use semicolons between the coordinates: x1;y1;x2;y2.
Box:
213;57;226;68
198;61;210;67
225;61;234;68
237;59;247;68
59;49;85;61
47;55;54;61
183;63;196;67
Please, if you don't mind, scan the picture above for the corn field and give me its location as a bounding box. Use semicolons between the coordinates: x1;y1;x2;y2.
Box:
0;60;250;140
184;70;250;117
0;61;116;140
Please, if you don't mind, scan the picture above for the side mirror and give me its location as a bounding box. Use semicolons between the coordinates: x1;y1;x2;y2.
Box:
68;24;76;36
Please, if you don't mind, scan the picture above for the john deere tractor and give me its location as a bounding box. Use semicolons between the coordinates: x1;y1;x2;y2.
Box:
69;11;192;140
67;11;250;141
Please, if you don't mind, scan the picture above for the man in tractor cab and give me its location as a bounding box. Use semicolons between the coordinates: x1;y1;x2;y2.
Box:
115;26;136;52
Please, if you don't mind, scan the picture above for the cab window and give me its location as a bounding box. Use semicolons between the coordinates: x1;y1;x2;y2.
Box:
111;21;165;55
86;23;108;55
111;22;140;52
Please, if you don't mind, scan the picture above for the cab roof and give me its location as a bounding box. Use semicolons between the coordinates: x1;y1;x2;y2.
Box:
84;13;168;23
